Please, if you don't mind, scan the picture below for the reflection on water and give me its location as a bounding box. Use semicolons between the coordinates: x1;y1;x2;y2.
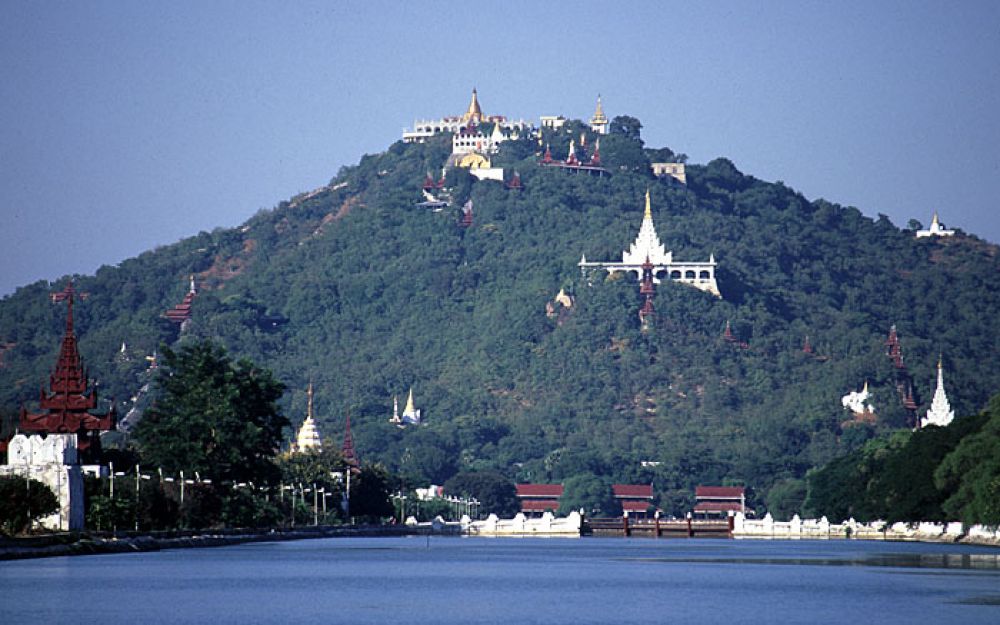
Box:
623;551;1000;570
1;537;998;625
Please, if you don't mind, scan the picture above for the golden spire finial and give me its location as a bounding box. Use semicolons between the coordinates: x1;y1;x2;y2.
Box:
938;353;943;369
644;189;652;219
862;379;869;393
307;381;314;419
592;94;607;123
404;387;416;414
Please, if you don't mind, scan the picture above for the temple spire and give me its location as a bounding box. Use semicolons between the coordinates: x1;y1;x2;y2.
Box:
341;411;359;468
401;387;422;425
461;88;483;124
293;382;322;453
590;94;609;134
307;382;314;419
644;189;652;220
921;355;955;428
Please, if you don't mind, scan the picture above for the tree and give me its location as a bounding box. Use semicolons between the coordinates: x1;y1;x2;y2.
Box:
444;470;519;517
559;474;617;517
935;395;1000;524
0;475;58;535
134;340;289;486
765;478;806;520
349;464;393;520
609;115;643;142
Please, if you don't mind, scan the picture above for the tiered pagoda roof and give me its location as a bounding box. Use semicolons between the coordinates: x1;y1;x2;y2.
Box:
165;276;198;324
16;283;115;453
341;411;359;470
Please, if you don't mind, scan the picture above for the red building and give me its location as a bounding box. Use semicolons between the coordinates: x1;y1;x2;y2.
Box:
516;483;563;515
613;484;654;517
693;486;752;518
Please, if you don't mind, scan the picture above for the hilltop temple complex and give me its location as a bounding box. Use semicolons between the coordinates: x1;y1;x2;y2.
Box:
579;191;720;297
402;89;532;146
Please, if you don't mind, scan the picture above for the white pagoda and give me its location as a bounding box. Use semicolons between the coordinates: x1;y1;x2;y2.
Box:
390;388;422;426
294;383;323;452
921;357;955;428
579;190;720;296
916;212;955;238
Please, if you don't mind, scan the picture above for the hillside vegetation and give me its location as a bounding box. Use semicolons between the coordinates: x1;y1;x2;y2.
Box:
2;119;999;515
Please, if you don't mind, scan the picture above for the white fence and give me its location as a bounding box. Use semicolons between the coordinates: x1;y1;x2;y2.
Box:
733;512;998;544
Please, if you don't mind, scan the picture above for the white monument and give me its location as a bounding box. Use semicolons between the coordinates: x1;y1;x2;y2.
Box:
579;190;720;296
916;212;955;238
921;357;955;428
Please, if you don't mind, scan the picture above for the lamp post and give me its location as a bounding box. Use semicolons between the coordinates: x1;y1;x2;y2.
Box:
313;482;319;526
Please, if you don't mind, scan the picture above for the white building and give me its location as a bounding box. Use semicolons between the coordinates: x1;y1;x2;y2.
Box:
916;212;956;238
579;190;720;297
540;115;567;130
921;357;955;428
1;433;84;531
651;162;687;184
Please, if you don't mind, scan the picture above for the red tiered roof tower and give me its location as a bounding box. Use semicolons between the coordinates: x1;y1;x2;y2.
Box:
16;283;115;455
341;411;359;470
638;256;656;327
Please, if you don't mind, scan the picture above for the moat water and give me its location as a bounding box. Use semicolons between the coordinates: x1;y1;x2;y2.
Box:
2;536;999;624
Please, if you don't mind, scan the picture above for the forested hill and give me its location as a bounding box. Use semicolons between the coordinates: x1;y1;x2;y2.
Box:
2;119;999;514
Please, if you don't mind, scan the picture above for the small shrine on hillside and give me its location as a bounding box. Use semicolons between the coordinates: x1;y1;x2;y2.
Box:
916;212;955;238
921;357;955;428
580;191;720;297
164;275;198;326
538;138;607;176
292;383;323;453
841;381;876;426
390;388;422;426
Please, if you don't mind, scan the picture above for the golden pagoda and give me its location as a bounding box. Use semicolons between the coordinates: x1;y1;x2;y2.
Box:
460;88;484;124
590;94;609;134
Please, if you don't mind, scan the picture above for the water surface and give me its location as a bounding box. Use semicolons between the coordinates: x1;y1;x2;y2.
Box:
2;537;998;624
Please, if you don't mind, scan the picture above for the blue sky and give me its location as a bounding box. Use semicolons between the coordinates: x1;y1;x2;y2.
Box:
2;1;999;296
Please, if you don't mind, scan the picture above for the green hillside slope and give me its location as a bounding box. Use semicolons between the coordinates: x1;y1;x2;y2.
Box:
2;123;998;513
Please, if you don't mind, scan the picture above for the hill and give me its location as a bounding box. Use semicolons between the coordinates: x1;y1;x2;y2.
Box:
2;120;999;514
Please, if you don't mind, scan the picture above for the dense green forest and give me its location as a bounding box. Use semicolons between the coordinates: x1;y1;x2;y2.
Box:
2;116;999;517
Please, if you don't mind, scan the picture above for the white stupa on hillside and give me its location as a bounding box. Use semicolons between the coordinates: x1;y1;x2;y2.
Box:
916;212;955;238
921;357;955;428
294;383;323;452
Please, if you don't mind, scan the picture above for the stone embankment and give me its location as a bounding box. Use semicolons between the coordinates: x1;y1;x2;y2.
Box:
733;513;1000;546
0;524;437;561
